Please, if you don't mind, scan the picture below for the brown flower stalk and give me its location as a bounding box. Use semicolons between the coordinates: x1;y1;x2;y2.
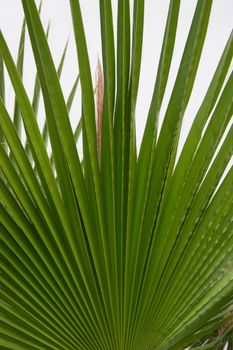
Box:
96;58;104;162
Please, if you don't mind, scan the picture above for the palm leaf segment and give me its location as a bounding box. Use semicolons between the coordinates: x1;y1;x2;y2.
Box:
0;1;233;349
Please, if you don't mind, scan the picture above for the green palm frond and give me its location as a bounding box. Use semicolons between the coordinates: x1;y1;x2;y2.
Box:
0;1;233;349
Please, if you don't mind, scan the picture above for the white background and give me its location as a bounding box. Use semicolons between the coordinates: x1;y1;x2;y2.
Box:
0;0;232;155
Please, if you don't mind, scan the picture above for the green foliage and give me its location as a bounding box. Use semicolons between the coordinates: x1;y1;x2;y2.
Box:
0;1;233;349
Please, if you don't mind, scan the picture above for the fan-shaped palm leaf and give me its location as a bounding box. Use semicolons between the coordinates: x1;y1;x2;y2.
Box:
0;0;233;349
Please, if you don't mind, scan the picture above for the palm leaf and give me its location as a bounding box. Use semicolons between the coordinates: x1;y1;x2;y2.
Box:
0;1;232;349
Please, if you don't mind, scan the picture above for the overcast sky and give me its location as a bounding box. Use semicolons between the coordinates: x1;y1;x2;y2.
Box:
0;0;232;154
